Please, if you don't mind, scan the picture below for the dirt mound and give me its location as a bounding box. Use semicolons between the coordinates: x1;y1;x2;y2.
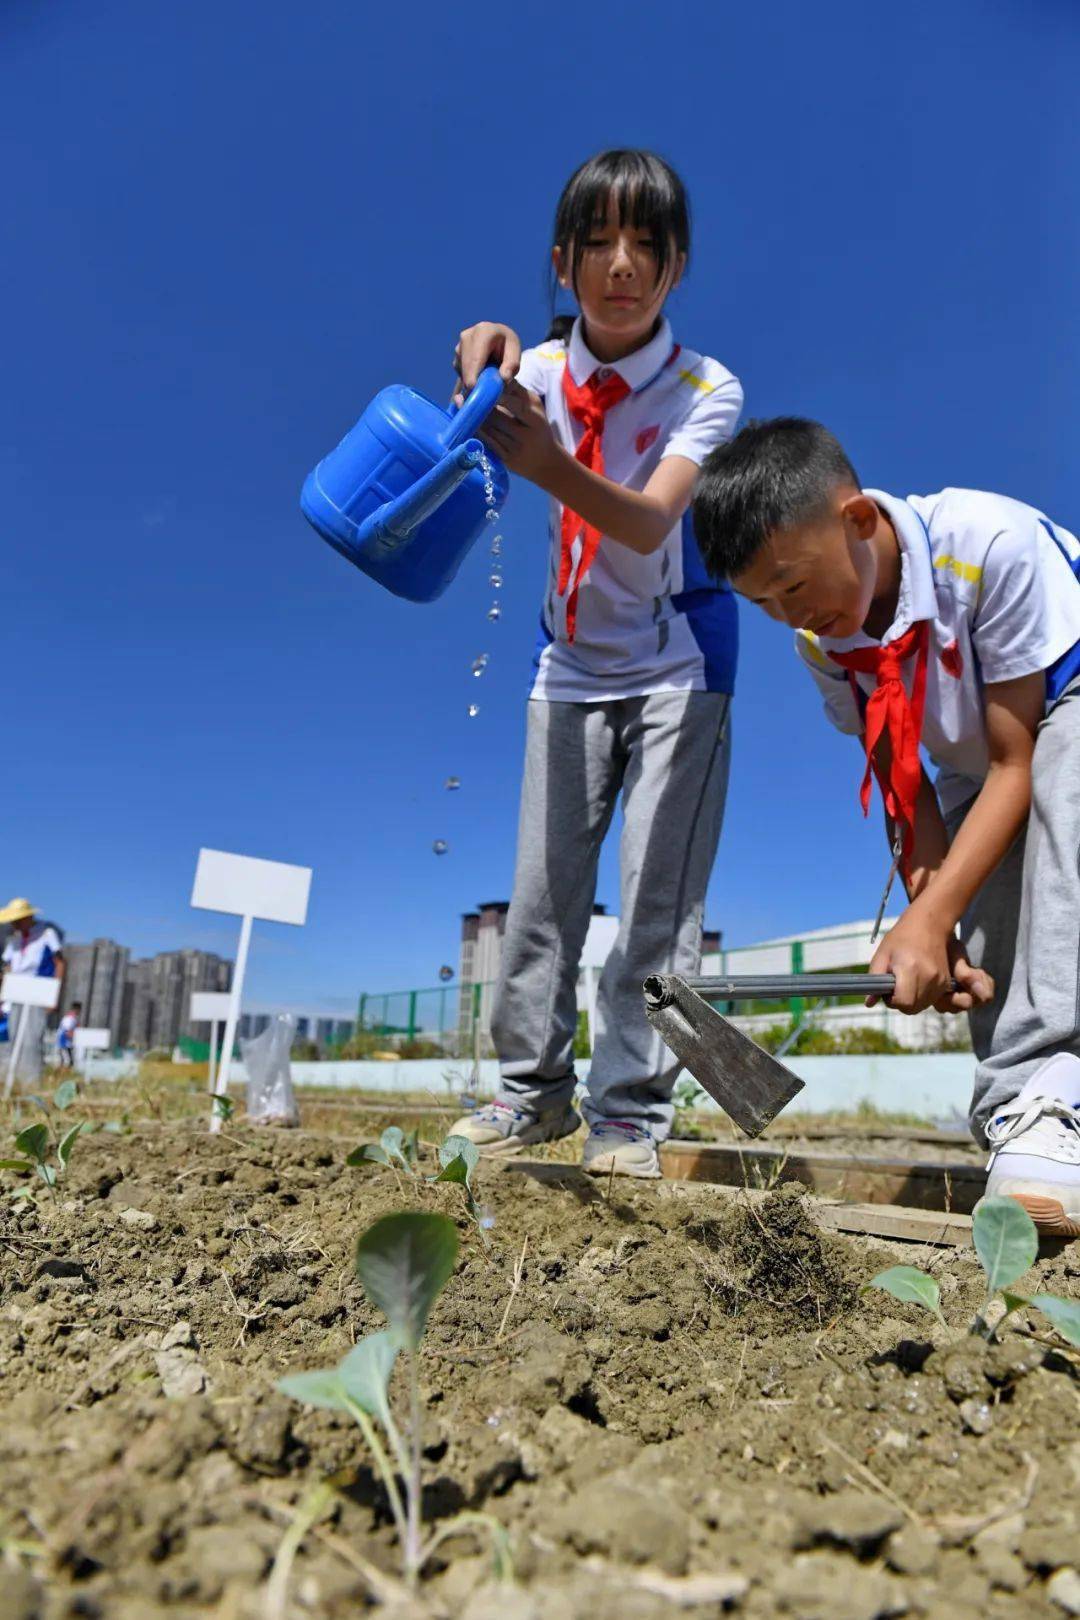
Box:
687;1181;861;1329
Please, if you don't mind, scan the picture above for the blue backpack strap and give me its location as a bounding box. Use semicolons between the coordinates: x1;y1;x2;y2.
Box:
1042;519;1080;703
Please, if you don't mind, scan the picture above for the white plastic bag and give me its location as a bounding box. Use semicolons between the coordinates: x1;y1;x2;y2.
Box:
241;1014;299;1127
7;1004;46;1086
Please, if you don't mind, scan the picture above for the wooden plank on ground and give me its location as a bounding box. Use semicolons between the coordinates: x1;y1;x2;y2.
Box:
814;1200;972;1247
659;1138;985;1214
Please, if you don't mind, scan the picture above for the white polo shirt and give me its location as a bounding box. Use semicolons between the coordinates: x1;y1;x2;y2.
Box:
797;488;1080;813
2;921;62;978
516;316;743;702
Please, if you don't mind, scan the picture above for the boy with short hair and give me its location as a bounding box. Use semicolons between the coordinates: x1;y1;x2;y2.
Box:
693;418;1080;1236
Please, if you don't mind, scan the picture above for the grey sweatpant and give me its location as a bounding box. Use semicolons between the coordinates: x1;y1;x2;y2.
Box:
490;691;731;1139
947;678;1080;1143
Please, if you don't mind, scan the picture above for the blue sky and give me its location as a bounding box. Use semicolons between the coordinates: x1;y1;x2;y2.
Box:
4;0;1077;1011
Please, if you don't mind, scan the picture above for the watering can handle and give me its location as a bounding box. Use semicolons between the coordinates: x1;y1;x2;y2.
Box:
445;366;504;450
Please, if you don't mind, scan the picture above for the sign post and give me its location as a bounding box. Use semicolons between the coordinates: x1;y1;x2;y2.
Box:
579;914;619;1058
2;973;61;1098
191;849;311;1132
74;1027;110;1084
190;990;232;1095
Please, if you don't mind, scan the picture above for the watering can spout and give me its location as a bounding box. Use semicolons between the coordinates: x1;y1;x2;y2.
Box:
368;440;484;544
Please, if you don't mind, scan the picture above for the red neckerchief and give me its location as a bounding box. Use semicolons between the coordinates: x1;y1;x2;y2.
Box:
558;365;631;641
828;622;929;878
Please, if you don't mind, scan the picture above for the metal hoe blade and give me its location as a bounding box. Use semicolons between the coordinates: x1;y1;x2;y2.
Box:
643;974;805;1138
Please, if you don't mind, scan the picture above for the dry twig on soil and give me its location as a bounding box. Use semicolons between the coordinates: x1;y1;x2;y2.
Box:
496;1235;528;1343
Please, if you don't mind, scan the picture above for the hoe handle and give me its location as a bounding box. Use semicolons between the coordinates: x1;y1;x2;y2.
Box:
644;973;960;1006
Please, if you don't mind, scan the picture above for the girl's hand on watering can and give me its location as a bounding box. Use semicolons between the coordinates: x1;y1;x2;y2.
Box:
453;322;523;404
478;379;559;482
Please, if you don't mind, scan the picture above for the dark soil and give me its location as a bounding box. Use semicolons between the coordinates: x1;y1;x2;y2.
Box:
2;1118;1078;1619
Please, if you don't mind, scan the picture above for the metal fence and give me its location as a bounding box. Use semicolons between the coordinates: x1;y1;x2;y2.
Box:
357;981;494;1058
354;928;919;1058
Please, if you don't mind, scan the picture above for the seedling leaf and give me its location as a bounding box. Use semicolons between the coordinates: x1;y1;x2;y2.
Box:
58;1122;85;1167
438;1135;480;1177
379;1126;418;1173
14;1124;49;1164
37;1164;57;1188
1032;1293;1080;1348
0;1159;33;1174
213;1094;234;1123
347;1142;391;1168
865;1265;943;1318
356;1212;459;1350
433;1136;482;1221
53;1080;78;1111
277;1368;348;1411
402;1127;420;1169
338;1330;399;1417
973;1197;1038;1293
434;1153;470;1188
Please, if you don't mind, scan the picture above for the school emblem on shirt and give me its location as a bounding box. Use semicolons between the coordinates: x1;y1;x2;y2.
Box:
636;424;661;454
940;638;964;679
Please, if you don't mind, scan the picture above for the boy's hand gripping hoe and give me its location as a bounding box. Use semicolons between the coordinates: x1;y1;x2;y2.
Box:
643;973;935;1138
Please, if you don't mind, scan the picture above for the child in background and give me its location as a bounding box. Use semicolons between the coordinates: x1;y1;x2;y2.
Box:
451;149;743;1177
57;1001;81;1068
0;897;66;1084
693;418;1080;1235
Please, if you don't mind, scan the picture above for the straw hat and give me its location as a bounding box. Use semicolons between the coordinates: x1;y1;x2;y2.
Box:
0;898;37;924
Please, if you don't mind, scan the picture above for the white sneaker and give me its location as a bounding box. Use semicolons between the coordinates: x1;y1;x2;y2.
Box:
449;1098;580;1157
985;1054;1080;1238
582;1120;661;1179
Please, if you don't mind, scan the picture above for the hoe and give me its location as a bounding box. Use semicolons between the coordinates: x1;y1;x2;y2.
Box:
643;972;953;1138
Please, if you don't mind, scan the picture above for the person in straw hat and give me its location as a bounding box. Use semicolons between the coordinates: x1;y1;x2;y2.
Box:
0;899;65;1080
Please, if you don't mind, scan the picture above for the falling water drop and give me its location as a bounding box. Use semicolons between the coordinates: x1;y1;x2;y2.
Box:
487;602;501;622
471;654;489;678
432;839;448;856
489;572;503;590
444;775;461;791
438;965;454;982
484;507;499;523
467;703;480;718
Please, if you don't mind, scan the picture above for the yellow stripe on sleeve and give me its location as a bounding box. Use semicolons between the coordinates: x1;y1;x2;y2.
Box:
934;553;983;586
677;367;716;395
796;629;830;668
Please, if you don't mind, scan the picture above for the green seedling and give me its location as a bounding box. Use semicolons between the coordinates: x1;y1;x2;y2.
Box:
278;1211;509;1588
673;1074;706;1112
212;1094;235;1124
432;1134;482;1223
867;1196;1080;1347
347;1127;483;1226
347;1125;420;1173
1;1114;85;1204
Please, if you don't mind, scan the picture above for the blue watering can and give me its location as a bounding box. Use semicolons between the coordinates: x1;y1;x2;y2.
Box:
300;367;509;603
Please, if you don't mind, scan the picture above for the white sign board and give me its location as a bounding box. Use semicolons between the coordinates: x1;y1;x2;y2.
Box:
190;846;312;1132
74;1028;111;1055
191;849;311;926
191;991;232;1022
1;973;61;1010
581;914;619;970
